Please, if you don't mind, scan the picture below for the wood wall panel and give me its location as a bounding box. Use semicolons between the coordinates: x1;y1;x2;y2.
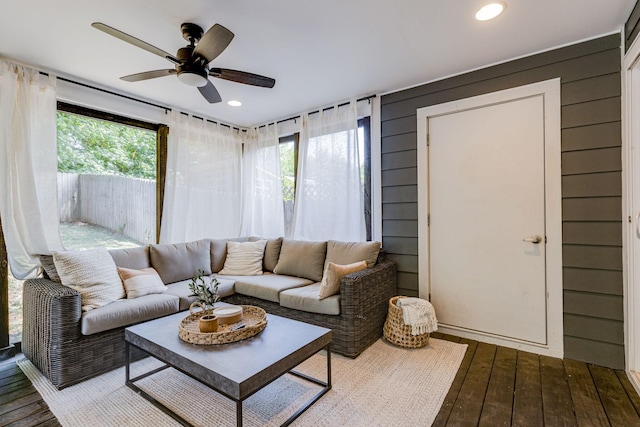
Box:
563;267;623;296
562;197;622;221
380;33;624;368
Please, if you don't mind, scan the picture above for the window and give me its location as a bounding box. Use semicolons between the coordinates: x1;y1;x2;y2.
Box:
278;117;371;239
7;103;166;345
56;103;161;250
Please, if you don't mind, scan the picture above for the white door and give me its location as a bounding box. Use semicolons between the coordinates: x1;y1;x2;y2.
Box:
428;96;546;344
417;80;563;356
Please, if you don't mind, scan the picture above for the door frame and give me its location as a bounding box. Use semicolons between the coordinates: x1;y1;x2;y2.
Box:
416;79;563;357
624;34;640;391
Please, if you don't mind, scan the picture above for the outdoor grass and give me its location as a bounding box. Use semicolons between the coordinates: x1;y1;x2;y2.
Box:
8;222;142;343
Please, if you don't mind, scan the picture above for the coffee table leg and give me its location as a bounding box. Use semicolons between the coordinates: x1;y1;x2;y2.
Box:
125;341;130;383
236;400;243;427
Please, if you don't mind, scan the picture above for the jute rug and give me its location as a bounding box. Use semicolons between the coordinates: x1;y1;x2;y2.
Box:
18;338;466;426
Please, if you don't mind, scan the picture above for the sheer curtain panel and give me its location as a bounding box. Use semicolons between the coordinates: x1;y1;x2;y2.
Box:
292;101;366;241
241;124;285;237
0;61;63;279
160;111;243;243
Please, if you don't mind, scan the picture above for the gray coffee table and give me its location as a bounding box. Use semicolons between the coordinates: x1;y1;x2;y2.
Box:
124;309;332;427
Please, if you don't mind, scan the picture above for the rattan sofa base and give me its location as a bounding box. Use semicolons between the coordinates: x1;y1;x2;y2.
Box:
22;257;396;389
223;258;397;358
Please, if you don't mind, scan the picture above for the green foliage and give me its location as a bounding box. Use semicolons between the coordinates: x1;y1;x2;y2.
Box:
57;111;157;179
279;141;296;201
188;270;220;309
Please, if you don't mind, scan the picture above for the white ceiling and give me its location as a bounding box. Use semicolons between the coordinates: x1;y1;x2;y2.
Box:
0;0;635;127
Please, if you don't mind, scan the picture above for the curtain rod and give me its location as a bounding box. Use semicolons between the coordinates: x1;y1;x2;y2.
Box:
273;95;376;126
42;72;244;132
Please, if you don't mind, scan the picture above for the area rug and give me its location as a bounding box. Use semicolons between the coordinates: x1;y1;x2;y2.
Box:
17;338;467;426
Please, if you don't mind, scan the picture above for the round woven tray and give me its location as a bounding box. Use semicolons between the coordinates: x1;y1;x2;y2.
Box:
178;305;267;345
383;296;430;348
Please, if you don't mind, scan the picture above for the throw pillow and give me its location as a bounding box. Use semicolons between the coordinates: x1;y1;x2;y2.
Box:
325;240;381;268
273;239;327;282
318;261;367;299
52;247;125;311
218;240;268;276
117;267;167;299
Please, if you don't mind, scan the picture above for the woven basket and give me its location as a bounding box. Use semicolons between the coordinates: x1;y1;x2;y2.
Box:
178;305;267;345
383;296;430;348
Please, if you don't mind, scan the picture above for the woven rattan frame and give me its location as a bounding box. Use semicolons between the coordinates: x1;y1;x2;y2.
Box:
22;255;396;388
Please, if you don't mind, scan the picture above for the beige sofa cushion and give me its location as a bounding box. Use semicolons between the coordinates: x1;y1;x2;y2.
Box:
164;277;236;311
109;246;151;270
325;240;381;268
273;239;327;282
150;239;211;284
81;294;179;335
217;273;312;303
280;283;341;315
53;247;125;311
219;240;267;275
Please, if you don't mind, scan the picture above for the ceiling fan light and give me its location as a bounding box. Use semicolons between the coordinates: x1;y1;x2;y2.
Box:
177;70;209;87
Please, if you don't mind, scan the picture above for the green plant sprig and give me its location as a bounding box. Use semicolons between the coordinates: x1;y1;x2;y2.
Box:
188;269;221;310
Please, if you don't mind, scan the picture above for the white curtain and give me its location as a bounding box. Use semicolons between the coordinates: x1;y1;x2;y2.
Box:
292;101;366;241
160;111;243;242
0;61;63;279
241;124;285;238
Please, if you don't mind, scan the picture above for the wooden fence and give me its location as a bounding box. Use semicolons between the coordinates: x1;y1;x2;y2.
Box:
58;173;156;244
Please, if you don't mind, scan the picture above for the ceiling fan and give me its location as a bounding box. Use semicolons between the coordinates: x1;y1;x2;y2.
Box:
91;21;276;104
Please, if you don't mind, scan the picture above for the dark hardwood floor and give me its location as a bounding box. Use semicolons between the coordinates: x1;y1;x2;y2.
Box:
2;334;640;427
432;332;640;427
0;358;59;427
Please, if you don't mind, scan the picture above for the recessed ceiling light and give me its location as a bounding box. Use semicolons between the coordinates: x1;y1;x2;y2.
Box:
227;100;242;107
475;2;506;21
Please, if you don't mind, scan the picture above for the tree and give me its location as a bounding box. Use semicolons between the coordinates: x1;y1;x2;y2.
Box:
57;112;156;179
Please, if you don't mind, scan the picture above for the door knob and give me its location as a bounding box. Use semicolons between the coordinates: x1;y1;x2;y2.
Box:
523;235;542;244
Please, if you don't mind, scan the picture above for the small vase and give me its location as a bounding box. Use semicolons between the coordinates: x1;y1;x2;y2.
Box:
199;315;218;333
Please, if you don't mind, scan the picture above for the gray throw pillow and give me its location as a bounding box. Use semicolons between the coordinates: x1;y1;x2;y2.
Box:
273;239;327;282
150;239;212;284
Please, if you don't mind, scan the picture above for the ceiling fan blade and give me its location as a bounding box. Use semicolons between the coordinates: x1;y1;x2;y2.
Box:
121;69;177;82
210;68;276;88
193;24;234;64
198;80;222;103
92;22;180;64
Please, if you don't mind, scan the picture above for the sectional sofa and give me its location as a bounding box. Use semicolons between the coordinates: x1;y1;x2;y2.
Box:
22;237;397;389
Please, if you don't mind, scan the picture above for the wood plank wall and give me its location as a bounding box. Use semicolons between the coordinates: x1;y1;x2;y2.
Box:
380;34;623;368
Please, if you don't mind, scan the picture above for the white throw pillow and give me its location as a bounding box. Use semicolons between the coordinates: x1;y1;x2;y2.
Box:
117;267;167;299
52;247;125;311
218;240;268;276
318;261;367;300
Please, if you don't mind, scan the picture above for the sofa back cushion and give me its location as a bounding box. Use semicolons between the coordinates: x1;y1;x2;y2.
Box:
150;239;211;284
263;237;283;272
273;239;327;282
325;240;381;268
109;246;151;270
